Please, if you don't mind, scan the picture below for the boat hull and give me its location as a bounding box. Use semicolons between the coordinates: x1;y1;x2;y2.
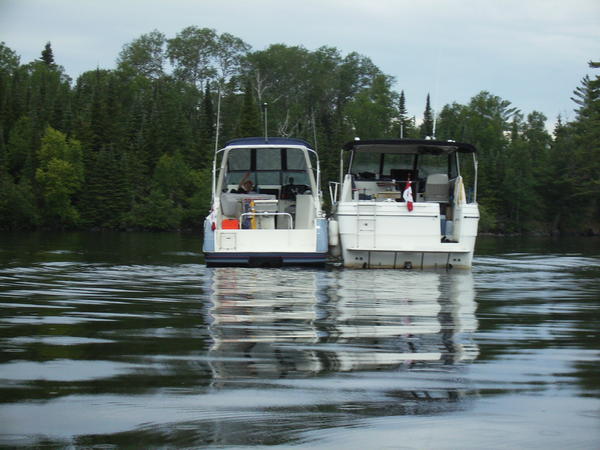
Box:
335;202;479;269
203;219;329;267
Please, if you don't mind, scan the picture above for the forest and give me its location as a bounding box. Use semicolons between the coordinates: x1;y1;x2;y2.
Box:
0;28;598;234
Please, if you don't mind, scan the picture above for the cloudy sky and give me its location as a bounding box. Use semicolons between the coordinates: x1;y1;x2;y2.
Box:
1;0;598;126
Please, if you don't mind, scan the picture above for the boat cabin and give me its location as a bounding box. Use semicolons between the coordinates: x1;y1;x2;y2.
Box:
338;139;477;225
214;137;321;230
330;139;479;269
203;137;327;267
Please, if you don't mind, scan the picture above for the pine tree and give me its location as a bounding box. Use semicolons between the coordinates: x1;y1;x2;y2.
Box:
40;42;55;66
80;148;129;228
398;90;408;137
569;64;600;227
237;79;261;137
196;81;215;169
420;94;434;138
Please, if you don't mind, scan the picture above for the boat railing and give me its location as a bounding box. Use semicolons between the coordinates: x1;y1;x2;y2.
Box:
239;212;294;230
329;181;340;205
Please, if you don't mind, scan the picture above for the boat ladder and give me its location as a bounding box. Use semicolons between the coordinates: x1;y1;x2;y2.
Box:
355;202;377;249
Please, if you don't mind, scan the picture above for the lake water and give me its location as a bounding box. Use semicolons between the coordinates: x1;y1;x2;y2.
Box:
0;232;599;448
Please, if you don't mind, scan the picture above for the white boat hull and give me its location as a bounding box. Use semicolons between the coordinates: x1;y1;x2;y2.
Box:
335;202;479;269
204;219;328;267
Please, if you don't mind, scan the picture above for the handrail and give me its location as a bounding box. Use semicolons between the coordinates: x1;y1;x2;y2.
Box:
328;181;339;205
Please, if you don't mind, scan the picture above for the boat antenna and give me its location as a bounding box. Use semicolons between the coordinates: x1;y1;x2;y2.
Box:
212;82;222;199
432;46;441;139
311;109;318;152
263;102;269;143
214;83;222;154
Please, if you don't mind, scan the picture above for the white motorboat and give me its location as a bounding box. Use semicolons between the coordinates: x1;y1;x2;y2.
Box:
203;137;328;267
329;139;480;269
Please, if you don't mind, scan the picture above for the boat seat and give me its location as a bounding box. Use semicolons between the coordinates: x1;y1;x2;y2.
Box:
424;173;449;202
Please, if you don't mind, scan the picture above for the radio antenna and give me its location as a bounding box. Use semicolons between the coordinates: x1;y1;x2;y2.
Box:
311;109;318;153
262;102;269;143
214;83;222;154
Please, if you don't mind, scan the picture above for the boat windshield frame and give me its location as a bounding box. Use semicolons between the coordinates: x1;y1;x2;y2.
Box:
341;139;478;202
213;142;321;198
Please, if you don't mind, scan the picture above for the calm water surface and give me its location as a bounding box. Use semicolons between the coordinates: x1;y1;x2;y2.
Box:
0;232;599;448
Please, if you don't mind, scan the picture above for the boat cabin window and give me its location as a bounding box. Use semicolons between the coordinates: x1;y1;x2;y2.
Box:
256;148;282;170
382;154;414;178
228;149;251;170
223;147;312;192
287;148;308;170
449;154;459;179
351;152;379;178
418;154;449;179
351;152;416;179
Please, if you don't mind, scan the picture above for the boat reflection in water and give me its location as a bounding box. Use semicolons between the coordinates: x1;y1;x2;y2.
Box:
207;268;478;381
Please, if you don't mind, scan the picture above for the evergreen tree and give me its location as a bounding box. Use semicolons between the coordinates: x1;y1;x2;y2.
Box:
568;64;600;228
398;90;408;137
0;173;39;230
6;116;35;180
237;79;261;137
40;42;55;66
420;93;434;138
80;148;129;228
1;31;598;234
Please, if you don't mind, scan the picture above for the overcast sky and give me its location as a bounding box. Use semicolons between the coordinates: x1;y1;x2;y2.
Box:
1;0;599;126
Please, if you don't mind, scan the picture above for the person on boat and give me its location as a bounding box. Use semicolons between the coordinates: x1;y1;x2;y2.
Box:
234;172;256;194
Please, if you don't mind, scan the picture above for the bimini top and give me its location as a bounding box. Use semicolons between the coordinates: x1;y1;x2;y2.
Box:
225;137;314;149
343;139;477;155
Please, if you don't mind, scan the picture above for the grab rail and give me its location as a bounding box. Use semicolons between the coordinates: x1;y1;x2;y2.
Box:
328;181;339;205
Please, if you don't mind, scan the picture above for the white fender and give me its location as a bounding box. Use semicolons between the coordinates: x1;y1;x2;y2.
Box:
328;219;339;247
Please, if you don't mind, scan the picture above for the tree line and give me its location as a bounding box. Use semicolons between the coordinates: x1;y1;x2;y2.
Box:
0;28;598;234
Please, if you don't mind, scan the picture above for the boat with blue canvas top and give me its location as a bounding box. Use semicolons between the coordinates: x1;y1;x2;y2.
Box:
203;137;328;267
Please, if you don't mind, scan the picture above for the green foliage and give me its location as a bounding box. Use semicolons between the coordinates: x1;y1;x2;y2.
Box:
0;173;39;229
40;42;55;66
80;148;130;228
395;90;417;138
117;30;166;79
184;167;213;228
420;93;434;138
346;74;397;138
128;189;183;230
0;32;598;235
237;79;261;137
0;41;20;72
35;127;84;227
167;26;218;87
6;116;35;179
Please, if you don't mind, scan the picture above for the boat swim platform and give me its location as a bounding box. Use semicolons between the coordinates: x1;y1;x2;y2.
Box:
342;247;473;270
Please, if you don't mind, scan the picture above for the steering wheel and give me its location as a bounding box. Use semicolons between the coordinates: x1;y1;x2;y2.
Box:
280;184;310;200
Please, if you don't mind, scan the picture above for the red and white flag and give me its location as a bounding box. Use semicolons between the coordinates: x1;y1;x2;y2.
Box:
209;207;216;230
403;180;414;212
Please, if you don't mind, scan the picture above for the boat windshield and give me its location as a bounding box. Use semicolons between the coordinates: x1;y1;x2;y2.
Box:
351;152;415;178
418;154;454;179
350;151;460;180
224;147;311;187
